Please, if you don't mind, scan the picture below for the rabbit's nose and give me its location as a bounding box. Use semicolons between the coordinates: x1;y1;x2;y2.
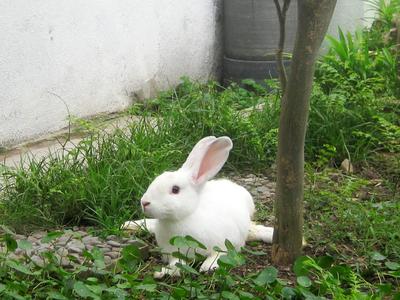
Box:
142;201;151;208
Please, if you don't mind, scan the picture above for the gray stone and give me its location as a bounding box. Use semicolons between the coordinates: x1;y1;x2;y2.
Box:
99;247;111;253
106;240;121;247
106;235;117;241
36;246;51;254
107;251;120;259
340;159;354;173
14;234;27;240
14;249;24;256
58;256;71;267
104;255;112;265
82;236;101;245
257;186;270;194
57;234;73;245
31;255;45;267
27;236;37;243
32;231;47;240
76;230;88;237
68;246;83;254
67;240;85;250
56;248;68;257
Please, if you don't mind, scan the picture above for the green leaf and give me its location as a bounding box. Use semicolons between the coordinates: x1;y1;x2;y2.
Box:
293;256;313;276
385;261;400;271
91;247;105;270
41;231;63;243
378;283;392;295
121;244;142;261
172;287;187;298
316;256;334;269
254;266;278;286
371;252;386;261
17;239;32;250
4;234;17;252
281;287;297;299
218;252;245;268
297;276;312;288
169;235;206;250
0;225;14;235
47;291;69;300
221;291;240;300
0;283;5;293
224;239;236;251
73;281;99;299
105;287;127;300
6;260;34;275
176;263;200;275
184;235;207;249
135;283;157;292
171;251;194;262
238;290;256;300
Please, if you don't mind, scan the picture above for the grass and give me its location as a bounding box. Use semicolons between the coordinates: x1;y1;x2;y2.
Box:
0;0;399;297
0;232;399;299
0;75;398;297
1;75;398;233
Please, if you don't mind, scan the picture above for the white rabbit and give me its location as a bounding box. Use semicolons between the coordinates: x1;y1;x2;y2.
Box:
122;136;274;278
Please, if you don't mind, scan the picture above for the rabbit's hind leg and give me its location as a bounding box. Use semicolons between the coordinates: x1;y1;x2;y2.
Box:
247;222;274;243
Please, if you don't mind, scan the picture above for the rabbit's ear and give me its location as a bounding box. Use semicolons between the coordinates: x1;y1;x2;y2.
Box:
181;136;233;185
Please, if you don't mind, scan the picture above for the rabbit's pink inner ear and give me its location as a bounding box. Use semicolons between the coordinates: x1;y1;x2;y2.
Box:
193;137;233;185
181;136;216;171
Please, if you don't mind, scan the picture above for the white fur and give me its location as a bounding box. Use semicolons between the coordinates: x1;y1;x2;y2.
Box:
121;136;274;277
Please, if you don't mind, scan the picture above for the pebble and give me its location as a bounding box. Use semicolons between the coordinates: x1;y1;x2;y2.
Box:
99;247;111;253
107;240;121;247
31;255;44;267
104;256;112;265
56;248;68;257
82;236;100;245
107;251;119;259
57;234;73;246
68;246;83;254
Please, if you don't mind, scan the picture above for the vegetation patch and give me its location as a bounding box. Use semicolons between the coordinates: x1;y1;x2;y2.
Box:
0;0;399;298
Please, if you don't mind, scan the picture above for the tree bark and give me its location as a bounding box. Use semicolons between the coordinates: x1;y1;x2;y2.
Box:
272;0;337;265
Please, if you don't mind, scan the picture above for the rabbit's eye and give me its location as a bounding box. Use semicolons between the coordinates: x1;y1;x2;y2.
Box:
171;185;180;194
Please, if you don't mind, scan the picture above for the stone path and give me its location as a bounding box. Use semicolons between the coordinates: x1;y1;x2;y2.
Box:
1;173;276;269
2;227;147;269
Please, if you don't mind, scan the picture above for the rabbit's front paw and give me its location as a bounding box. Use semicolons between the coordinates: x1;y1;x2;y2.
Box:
154;266;180;278
200;253;221;273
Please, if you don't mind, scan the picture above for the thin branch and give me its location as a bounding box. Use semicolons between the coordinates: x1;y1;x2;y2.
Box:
273;0;291;94
47;91;72;148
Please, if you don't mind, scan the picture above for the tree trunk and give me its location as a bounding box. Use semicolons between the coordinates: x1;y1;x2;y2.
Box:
272;0;337;265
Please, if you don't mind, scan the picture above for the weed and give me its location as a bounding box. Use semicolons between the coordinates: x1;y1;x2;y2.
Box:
1;233;399;299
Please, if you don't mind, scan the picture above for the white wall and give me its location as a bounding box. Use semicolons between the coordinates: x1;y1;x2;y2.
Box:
323;0;375;51
0;0;221;146
0;0;375;147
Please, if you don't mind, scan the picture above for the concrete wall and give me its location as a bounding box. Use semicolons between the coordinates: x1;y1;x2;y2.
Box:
324;0;375;51
0;0;221;147
0;0;375;147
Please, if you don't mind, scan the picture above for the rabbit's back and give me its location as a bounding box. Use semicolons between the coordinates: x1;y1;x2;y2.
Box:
200;179;255;218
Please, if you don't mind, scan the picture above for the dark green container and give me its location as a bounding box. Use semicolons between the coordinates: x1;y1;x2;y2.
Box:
223;0;297;84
